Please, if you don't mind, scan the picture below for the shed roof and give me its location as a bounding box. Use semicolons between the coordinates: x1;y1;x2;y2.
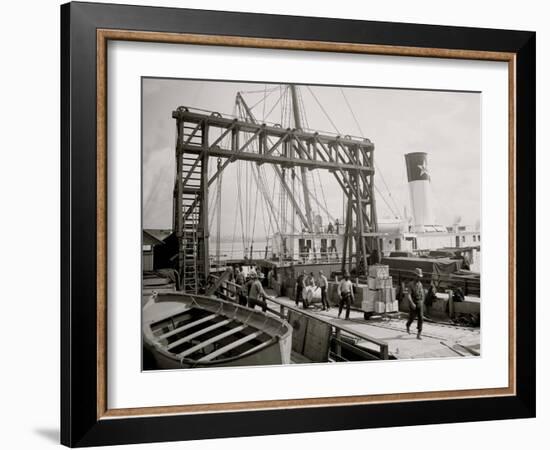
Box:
143;230;165;246
144;229;173;243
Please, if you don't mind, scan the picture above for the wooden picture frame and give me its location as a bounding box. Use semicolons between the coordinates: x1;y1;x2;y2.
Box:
61;1;535;447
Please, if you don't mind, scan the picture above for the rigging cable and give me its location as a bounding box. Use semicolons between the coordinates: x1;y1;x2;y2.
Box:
236;160;246;255
262;86;287;124
247;86;278;111
262;85;267;122
238;86;280;95
296;87;322;222
249;167;261;258
300;89;334;226
375;184;401;219
228;101;241;259
306;86;341;134
339;87;402;219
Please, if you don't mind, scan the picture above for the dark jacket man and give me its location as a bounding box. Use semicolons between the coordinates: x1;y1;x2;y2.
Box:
406;268;425;339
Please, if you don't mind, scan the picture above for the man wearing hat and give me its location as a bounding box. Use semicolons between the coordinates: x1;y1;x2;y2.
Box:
406;268;426;339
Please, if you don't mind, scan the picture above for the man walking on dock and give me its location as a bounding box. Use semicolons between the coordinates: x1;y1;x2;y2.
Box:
406;268;425;340
337;271;354;320
318;270;329;311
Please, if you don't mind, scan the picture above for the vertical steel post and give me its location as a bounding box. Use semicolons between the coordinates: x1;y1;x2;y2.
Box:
175;119;184;284
348;196;353;273
215;157;222;269
356;171;368;275
369;151;380;259
200;121;210;283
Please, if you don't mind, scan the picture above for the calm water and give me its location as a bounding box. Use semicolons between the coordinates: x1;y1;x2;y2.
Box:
210;240;270;260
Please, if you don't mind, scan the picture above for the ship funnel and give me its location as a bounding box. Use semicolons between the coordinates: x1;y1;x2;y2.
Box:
404;152;435;233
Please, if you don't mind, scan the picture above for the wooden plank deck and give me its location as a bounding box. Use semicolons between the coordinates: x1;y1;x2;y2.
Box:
265;294;480;360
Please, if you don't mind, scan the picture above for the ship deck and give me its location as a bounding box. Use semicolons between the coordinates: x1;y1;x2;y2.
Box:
265;291;480;360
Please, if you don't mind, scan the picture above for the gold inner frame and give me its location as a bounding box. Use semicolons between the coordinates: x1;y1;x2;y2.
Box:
96;29;517;420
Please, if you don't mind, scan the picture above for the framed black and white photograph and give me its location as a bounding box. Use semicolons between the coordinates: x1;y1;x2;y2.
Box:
60;2;536;447
141;77;482;371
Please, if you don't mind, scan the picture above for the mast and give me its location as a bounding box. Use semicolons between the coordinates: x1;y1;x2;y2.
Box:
215;157;222;268
290;85;314;232
235;91;310;232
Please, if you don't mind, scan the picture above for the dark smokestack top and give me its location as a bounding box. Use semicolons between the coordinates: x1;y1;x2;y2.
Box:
404;152;430;182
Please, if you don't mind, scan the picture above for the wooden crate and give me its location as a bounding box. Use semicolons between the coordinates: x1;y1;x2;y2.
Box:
375;276;393;289
368;264;390;278
367;277;377;290
361;299;375;312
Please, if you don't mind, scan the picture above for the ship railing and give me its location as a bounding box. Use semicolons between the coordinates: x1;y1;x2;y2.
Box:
207;273;389;360
265;296;390;361
210;253;345;265
205;275;240;301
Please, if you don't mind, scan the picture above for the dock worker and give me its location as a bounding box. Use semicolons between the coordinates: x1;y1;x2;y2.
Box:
302;271;316;309
306;271;316;287
327;222;334;233
462;252;472;270
406;268;425;340
337;271;354;320
266;268;273;289
318;270;329;311
234;268;247;306
247;272;268;312
425;280;437;317
295;270;306;307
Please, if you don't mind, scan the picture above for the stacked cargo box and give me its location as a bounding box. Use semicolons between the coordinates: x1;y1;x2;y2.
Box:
362;265;398;314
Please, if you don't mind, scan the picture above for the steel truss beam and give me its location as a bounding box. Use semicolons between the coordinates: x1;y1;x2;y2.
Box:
172;108;374;173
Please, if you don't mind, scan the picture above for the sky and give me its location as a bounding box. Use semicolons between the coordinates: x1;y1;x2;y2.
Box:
142;78;481;241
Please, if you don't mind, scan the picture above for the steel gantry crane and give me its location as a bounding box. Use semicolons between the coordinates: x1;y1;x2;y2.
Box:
172;86;379;292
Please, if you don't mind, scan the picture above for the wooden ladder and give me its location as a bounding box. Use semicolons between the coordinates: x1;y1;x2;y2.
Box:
176;119;208;293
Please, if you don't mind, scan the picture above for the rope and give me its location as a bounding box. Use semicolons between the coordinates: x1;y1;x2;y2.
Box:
248;86;278;111
236;161;246;254
311;170;321;218
249;171;261;253
229;102;241;258
238;86;279;95
297;87;310;129
261;85;267;122
306;86;341;134
375;185;400;218
339;88;402;219
255;165;280;236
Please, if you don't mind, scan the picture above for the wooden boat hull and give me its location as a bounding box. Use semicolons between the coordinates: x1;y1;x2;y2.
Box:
143;292;292;370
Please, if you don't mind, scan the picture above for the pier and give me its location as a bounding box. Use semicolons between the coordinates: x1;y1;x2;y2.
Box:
264;292;480;361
